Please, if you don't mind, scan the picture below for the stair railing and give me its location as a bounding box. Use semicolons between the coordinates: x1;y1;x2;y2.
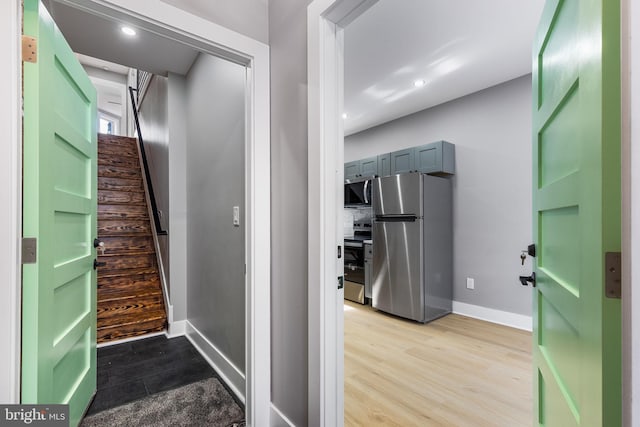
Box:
128;86;167;236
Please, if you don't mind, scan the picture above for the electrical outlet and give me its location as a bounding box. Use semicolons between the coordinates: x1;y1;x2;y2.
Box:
466;277;475;290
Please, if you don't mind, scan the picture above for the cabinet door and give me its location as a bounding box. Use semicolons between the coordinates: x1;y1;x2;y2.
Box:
344;160;361;181
414;141;442;174
360;156;378;177
377;153;391;177
389;148;414;175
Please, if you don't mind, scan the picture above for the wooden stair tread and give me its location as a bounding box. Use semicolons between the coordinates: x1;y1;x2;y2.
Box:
98;285;163;303
98;308;167;328
98;190;147;205
97;318;166;343
98;177;144;192
99;249;156;257
98;165;140;179
98;236;155;253
98;266;159;279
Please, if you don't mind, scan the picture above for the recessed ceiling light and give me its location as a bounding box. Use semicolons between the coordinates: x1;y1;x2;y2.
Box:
413;79;426;88
121;26;137;37
342;113;348;119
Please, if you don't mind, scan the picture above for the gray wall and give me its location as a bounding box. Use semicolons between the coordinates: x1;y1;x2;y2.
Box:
185;53;246;372
167;73;188;320
345;75;533;316
83;65;127;85
160;0;269;44
269;0;312;424
138;76;170;288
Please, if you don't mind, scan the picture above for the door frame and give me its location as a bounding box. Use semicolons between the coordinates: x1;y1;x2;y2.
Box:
307;0;634;425
0;0;271;425
624;0;640;424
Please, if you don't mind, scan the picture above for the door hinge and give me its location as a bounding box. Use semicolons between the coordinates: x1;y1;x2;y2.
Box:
338;276;344;290
605;252;621;299
22;237;37;264
22;35;37;63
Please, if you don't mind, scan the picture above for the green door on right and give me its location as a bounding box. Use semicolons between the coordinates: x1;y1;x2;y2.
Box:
532;0;621;426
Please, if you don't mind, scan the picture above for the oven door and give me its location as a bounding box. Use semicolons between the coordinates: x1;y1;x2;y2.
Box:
344;244;365;284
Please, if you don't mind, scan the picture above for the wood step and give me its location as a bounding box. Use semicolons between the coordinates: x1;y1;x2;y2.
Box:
99;204;149;220
98;176;144;192
98;143;139;158
99;219;151;236
98;266;159;279
98;283;163;303
98;155;141;169
97;316;166;343
97;294;165;322
98;273;160;293
98;190;146;205
98;134;138;149
97;253;156;272
100;236;155;254
98;165;140;180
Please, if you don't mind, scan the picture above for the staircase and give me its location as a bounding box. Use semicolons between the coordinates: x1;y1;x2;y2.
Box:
97;133;167;343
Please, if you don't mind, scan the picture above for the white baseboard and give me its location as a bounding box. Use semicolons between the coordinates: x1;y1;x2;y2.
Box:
96;331;166;348
166;319;186;338
185;321;246;404
270;403;295;427
452;301;532;331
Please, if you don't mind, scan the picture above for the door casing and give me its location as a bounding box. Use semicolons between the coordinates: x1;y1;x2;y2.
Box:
1;1;271;425
307;0;633;425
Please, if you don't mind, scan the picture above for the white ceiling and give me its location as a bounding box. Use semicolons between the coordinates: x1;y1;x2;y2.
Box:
344;0;545;135
45;1;199;76
45;0;544;135
75;53;130;76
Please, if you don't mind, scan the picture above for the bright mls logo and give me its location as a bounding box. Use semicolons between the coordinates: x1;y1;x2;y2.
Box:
1;405;68;427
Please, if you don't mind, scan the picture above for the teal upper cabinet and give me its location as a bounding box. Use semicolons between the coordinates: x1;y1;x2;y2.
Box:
348;141;455;180
344;160;361;181
360;156;378;177
414;141;455;175
377;153;391;177
389;148;414;175
345;156;379;181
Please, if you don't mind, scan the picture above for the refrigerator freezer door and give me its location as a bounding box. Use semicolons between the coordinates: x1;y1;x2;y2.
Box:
372;219;424;322
372;173;423;216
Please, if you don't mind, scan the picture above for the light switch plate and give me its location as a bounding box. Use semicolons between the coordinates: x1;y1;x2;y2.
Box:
466;277;475;290
233;206;240;226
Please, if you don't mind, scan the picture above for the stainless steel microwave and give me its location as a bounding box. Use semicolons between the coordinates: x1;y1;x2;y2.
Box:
344;178;373;206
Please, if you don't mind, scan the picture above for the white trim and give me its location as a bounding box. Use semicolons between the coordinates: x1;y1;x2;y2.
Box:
270;403;296;427
627;0;640;424
0;0;21;406
452;301;532;332
166;319;187;338
185;321;246;404
307;1;377;426
7;1;271;424
96;331;167;348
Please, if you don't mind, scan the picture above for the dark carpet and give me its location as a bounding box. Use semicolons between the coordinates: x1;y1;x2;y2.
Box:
81;377;245;427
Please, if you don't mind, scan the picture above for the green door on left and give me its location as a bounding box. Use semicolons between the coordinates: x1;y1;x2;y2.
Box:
22;1;98;426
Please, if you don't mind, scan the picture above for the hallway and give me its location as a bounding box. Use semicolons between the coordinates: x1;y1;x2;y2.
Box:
85;335;244;424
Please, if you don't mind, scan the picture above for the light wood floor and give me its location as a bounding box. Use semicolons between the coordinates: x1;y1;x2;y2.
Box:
344;301;532;427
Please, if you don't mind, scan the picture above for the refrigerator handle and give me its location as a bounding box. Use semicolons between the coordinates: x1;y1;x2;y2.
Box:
363;179;369;204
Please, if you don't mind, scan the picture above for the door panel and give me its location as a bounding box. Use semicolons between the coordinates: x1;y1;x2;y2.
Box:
22;1;98;426
532;0;621;425
372;173;422;216
372;220;423;321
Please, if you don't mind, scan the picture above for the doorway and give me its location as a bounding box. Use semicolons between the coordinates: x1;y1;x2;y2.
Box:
5;0;270;423
308;0;624;425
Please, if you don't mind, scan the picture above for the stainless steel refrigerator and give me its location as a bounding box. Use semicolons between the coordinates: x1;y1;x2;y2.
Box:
372;172;452;323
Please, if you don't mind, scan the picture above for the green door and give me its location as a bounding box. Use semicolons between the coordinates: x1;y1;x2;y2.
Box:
532;0;621;426
22;1;98;426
